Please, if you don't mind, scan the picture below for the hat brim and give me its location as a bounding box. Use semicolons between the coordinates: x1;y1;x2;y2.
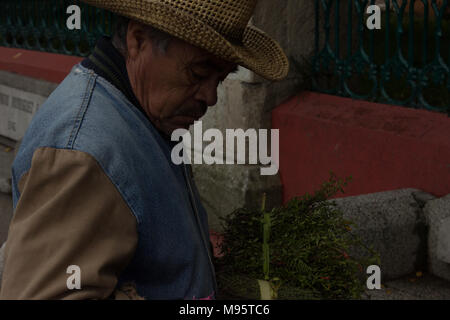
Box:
81;0;289;81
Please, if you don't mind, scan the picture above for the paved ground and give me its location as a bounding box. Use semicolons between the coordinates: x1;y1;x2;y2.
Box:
0;143;14;183
0;193;12;244
363;273;450;300
1;142;450;299
0;143;14;244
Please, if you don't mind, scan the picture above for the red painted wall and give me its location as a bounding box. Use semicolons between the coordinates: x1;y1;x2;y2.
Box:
272;91;450;202
0;47;82;83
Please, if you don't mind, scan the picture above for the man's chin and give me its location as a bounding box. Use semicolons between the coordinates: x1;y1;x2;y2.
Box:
159;120;195;137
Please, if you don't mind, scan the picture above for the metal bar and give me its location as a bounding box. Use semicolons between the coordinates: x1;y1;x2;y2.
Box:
347;0;353;57
408;0;415;65
423;0;429;66
0;0;447;111
315;0;320;56
432;0;442;61
369;0;375;61
385;0;391;60
335;0;341;59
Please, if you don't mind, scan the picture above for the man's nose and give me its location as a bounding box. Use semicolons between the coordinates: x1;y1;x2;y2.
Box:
195;79;219;107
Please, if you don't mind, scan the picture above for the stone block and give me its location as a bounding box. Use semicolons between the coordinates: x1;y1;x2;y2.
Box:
333;188;427;281
412;190;437;208
363;273;450;300
188;0;316;226
0;145;15;182
424;194;450;281
0;192;13;245
191;77;296;225
0;179;11;195
192;164;282;232
438;218;450;263
0;241;4;289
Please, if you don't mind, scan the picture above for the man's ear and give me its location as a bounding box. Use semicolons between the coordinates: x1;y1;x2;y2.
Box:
126;20;152;59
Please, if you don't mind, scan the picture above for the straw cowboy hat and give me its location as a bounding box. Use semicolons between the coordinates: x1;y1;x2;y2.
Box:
81;0;289;81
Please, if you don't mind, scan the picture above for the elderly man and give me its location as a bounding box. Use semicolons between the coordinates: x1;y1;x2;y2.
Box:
0;0;288;299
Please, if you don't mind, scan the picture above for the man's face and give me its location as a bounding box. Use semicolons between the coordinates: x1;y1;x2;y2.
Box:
126;21;238;136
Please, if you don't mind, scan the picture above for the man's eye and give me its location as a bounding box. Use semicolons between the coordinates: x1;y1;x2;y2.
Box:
193;73;206;81
190;70;207;81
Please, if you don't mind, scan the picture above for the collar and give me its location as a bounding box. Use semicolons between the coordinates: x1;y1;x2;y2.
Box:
81;36;150;123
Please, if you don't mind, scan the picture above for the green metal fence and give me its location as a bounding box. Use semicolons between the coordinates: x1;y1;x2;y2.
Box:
0;0;116;56
313;0;449;113
0;0;448;112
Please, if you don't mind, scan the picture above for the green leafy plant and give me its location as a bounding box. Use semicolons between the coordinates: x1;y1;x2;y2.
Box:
215;173;380;300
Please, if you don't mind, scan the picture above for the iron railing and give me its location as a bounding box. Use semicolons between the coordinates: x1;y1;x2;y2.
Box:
0;0;116;56
313;0;449;113
0;0;448;112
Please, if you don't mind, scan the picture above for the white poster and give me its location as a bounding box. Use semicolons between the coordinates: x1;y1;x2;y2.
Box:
0;85;47;141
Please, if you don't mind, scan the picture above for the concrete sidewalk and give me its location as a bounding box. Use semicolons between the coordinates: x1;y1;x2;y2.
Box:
0;142;14;244
1;141;450;300
364;273;450;300
0;194;12;245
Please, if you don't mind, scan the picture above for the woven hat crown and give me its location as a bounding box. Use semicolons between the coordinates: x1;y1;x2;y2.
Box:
81;0;288;80
158;0;257;41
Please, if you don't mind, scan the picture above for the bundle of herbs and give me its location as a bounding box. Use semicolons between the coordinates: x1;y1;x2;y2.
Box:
215;173;379;300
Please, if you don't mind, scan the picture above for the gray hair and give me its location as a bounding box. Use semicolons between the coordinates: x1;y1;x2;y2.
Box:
112;15;173;56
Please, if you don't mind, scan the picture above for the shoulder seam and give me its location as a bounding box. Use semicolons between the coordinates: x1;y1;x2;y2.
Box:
66;71;98;149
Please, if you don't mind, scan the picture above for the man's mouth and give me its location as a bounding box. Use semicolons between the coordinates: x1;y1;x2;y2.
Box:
167;104;208;130
174;108;207;124
174;104;207;118
170;115;202;130
174;115;199;123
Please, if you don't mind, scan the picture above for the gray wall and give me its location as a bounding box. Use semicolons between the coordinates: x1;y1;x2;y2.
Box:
192;0;357;231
